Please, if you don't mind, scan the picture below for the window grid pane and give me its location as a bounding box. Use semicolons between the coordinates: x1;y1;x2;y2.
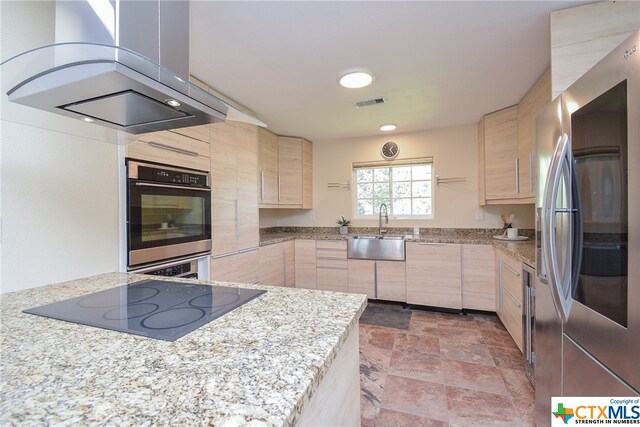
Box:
355;162;433;217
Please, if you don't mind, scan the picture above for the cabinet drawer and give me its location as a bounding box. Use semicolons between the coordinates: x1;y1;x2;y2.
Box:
316;258;347;269
502;286;524;351
126;130;210;171
316;241;347;259
501;256;523;305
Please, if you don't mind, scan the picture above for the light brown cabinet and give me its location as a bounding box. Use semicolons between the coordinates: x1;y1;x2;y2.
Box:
258;243;286;286
478;69;551;205
316;240;348;293
257;241;295;287
550;1;639;99
495;249;524;351
258;128;279;205
517;70;551;201
295;239;317;289
376;261;406;302
284;240;295;287
258;131;313;209
347;259;375;298
481;106;519;203
406;243;462;309
126;128;211;171
210;122;259;257
210;249;258;284
346;259;405;301
461;244;495;311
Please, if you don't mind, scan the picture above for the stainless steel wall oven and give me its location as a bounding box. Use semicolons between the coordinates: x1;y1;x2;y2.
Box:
126;160;211;269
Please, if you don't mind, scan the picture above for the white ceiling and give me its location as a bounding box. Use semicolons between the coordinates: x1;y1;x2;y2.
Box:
190;1;591;142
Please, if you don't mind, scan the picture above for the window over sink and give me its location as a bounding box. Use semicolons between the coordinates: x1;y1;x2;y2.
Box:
352;157;434;219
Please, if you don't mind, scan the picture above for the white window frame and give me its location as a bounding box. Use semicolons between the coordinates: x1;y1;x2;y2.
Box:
351;157;434;220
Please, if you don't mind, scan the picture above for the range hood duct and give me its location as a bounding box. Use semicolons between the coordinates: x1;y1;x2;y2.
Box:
1;0;265;134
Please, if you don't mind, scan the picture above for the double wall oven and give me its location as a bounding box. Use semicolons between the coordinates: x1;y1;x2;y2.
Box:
126;160;211;271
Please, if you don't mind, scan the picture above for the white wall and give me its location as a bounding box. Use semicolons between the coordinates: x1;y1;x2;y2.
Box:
260;124;535;229
1;1;120;293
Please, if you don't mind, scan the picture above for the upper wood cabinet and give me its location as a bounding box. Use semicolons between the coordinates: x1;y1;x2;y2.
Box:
258;130;313;209
550;1;639;99
517;70;551;200
482;105;519;203
258;128;279;205
210;122;259;257
478;69;551;205
126;128;211;171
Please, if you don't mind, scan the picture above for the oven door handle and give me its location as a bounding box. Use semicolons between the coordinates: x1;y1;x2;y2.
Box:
134;182;211;192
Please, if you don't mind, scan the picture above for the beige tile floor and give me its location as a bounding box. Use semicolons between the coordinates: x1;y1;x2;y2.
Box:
359;305;535;426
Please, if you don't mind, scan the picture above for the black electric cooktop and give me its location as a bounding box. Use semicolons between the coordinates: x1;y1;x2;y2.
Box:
23;280;266;341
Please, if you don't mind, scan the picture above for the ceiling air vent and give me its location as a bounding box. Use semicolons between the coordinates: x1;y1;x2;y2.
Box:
354;97;386;108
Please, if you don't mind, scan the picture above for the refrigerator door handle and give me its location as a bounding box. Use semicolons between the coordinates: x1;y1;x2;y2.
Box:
544;133;573;323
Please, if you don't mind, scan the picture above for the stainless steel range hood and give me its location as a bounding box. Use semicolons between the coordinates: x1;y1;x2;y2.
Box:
1;0;265;134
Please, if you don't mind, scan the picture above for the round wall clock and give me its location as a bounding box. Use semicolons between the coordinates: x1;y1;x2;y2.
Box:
381;141;399;160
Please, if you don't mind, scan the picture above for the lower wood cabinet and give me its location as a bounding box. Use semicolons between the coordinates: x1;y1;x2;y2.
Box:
284;240;295;287
316;240;348;292
210;249;258;284
461;244;496;311
347;259;375;298
254;241;295;287
495;248;524;351
406;243;462;309
295;239;316;289
376;261;406;302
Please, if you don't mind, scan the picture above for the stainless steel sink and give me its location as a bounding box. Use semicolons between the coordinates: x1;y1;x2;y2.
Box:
347;235;406;261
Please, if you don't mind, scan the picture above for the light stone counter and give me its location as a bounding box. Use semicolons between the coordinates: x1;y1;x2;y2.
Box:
0;273;366;426
260;229;536;266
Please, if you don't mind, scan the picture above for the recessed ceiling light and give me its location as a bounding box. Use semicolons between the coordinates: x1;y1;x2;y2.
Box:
174;76;185;83
379;124;397;132
339;71;374;89
165;99;181;107
81;117;94;123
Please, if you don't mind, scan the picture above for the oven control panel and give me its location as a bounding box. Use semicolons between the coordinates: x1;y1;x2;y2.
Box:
144;262;196;278
135;164;209;187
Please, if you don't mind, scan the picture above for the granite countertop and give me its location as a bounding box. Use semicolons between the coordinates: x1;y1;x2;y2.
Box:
260;229;536;267
493;241;536;267
0;273;366;426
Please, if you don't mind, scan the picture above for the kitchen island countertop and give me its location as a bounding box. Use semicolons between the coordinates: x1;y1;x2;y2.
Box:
0;273;366;426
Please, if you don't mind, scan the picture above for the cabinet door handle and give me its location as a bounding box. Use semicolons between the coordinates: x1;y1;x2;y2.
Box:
515;158;520;194
260;171;265;200
504;288;522;308
236;199;240;238
148;141;198;157
418;242;446;246
317;266;347;271
529;150;534;192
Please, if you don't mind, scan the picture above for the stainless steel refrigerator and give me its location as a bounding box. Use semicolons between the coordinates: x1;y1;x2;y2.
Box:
535;30;640;425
